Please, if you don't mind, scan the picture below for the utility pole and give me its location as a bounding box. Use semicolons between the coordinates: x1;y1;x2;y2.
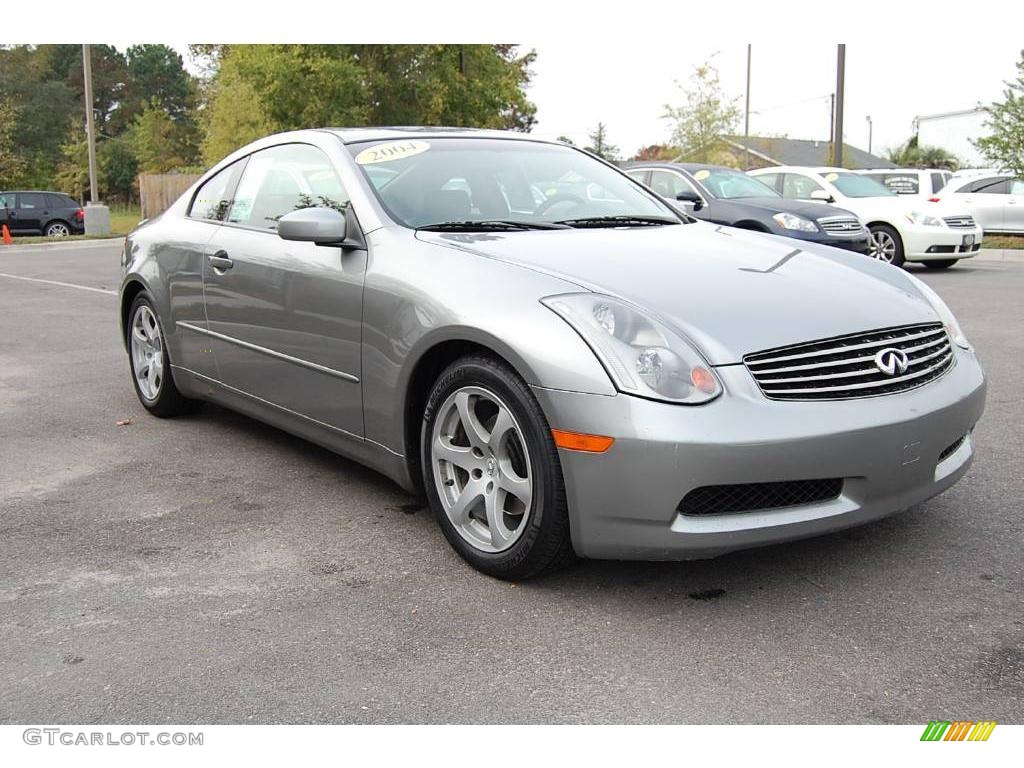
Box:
82;44;99;205
81;44;110;235
833;44;846;167
829;93;835;145
743;44;751;169
866;115;873;155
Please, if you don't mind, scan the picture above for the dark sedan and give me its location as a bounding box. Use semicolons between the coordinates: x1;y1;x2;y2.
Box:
0;190;85;237
624;162;870;253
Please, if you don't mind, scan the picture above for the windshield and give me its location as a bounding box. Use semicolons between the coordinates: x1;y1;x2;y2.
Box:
826;172;896;198
347;138;679;228
695;168;780;199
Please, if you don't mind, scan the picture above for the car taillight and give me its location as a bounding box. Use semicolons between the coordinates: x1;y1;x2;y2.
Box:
75;208;84;221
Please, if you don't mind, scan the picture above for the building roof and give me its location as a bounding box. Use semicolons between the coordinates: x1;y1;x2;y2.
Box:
724;136;895;170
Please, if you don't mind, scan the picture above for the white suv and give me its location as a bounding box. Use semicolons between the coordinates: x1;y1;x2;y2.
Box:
931;174;1024;234
857;168;952;199
749;166;983;269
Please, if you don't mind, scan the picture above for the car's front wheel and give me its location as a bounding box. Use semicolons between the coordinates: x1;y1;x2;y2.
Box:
868;224;905;267
127;293;202;417
421;355;574;579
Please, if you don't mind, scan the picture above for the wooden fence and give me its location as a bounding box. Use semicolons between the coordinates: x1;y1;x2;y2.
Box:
138;173;201;220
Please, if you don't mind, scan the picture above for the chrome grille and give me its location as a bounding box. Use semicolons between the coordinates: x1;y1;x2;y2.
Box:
943;215;976;229
744;323;954;401
818;216;863;235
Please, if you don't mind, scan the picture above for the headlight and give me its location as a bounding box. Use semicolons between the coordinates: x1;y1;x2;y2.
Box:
771;212;819;232
906;210;944;227
904;273;970;349
541;294;721;404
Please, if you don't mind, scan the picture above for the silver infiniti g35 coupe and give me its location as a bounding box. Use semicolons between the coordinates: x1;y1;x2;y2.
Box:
118;128;986;579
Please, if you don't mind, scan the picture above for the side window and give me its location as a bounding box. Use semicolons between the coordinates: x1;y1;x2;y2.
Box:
649;170;697;200
47;194;65;209
930;173;946;194
18;193;46;209
0;193;8;208
228;144;349;230
974;178;1009;194
755;173;780;192
626;170;650;185
781;174;824;199
189;162;244;221
1011;179;1024;195
876;173;919;195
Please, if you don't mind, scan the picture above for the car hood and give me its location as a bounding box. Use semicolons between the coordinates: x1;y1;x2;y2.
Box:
723;196;857;221
417;222;939;365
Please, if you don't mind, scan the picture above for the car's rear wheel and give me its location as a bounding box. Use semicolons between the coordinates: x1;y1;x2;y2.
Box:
867;224;905;267
127;293;202;417
45;221;71;237
421;355;574;579
923;259;958;269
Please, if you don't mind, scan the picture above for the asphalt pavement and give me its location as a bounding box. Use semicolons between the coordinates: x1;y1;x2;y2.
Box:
1;240;1021;723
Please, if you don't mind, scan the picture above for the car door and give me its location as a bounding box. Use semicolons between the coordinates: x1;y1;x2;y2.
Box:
1007;179;1024;232
202;142;366;437
955;176;1008;232
13;192;47;233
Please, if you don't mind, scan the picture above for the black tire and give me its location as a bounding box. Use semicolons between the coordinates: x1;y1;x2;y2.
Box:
923;259;958;270
44;220;71;237
420;354;574;580
126;292;202;418
867;224;905;267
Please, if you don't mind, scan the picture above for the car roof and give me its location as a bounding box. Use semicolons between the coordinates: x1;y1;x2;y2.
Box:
0;189;72;195
322;126;556;145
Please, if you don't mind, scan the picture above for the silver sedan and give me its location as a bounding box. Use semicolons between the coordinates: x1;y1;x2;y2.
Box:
119;128;986;579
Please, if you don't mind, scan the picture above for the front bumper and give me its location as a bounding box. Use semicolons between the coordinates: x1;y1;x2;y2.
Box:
903;224;983;260
778;229;870;254
532;349;986;560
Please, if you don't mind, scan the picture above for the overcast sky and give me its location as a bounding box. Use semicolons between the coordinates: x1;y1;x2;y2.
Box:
521;42;1021;158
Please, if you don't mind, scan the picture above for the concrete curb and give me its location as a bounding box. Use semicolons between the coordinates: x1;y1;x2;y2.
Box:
974;248;1024;262
0;237;124;254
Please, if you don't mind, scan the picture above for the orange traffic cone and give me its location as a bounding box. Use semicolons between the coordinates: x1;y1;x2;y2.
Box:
1;224;11;246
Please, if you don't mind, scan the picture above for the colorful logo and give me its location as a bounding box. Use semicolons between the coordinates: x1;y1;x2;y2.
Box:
920;721;997;741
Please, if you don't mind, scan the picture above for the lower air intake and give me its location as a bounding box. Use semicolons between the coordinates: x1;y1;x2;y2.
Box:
678;478;844;516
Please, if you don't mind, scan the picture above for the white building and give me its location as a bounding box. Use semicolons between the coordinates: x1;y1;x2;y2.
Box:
915;108;989;167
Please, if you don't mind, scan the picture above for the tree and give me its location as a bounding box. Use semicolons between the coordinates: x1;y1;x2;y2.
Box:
663;61;741;163
0;97;27;186
125;45;197;122
974;50;1024;176
584;122;619;161
130;102;199;173
201;45;538;163
632;144;679;161
555;135;576;146
886;135;960;170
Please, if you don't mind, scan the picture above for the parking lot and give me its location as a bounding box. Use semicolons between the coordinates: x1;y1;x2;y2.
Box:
1;239;1022;724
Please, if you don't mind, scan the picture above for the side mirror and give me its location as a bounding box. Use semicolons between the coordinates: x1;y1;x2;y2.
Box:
675;189;704;211
278;207;348;246
810;190;835;203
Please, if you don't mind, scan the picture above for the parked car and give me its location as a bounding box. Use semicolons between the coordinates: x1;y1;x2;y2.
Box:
749;166;982;269
624;162;869;253
0;191;84;237
119;128;985;579
857;168;952;198
928;173;1024;234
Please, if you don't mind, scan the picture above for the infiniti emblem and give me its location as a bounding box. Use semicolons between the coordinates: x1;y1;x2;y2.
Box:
874;347;910;376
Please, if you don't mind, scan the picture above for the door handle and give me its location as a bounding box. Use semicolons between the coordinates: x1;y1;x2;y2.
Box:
208;251;233;271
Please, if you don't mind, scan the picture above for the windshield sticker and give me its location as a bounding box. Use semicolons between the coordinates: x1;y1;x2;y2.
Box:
693;169;711;181
355;140;430;165
824;172;840;182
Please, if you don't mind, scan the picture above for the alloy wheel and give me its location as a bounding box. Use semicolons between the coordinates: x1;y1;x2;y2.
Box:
130;304;164;402
430;386;534;553
869;230;897;263
46;223;70;237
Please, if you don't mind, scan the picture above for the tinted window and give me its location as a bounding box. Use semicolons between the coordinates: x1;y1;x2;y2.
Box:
18;193;46;209
649;169;698;199
697;168;780;199
930;173;946;193
46;194;68;209
869;172;919;195
0;193;9;208
973;177;1010;194
781;174;825;199
189;162;244;221
349;138;676;228
228;144;349;230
